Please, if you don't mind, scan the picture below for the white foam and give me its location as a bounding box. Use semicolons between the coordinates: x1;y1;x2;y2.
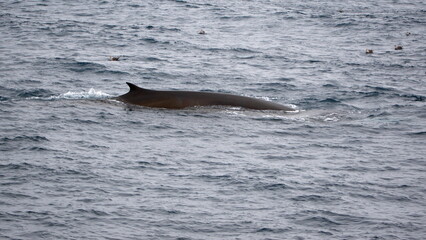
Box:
28;88;112;100
311;112;342;122
61;88;111;99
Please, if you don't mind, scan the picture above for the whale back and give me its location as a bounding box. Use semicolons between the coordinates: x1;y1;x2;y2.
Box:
116;82;294;111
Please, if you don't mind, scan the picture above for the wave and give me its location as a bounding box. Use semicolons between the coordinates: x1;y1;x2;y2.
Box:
17;89;54;98
66;61;106;73
1;135;49;143
407;131;426;137
196;46;260;54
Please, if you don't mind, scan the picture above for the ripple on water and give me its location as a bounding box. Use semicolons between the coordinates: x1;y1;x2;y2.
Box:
1;0;425;239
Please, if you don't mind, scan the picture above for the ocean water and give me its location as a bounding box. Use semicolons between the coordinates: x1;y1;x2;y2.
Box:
1;0;425;239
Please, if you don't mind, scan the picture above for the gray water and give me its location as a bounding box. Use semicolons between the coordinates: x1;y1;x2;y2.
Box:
1;0;425;239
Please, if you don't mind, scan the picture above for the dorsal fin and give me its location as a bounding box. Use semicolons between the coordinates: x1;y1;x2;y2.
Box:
126;82;141;91
126;82;154;93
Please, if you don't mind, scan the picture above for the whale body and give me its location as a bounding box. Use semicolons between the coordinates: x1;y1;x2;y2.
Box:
116;82;294;111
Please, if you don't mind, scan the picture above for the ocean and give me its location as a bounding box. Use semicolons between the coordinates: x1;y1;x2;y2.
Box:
1;0;425;239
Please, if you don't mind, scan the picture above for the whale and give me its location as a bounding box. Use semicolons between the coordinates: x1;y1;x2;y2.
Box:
115;82;294;111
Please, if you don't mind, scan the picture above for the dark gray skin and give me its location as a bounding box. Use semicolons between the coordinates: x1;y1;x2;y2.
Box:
115;82;294;111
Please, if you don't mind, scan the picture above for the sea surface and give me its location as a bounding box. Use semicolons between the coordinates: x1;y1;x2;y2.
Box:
1;0;425;239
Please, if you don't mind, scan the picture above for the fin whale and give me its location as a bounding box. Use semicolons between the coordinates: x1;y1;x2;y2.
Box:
115;82;294;111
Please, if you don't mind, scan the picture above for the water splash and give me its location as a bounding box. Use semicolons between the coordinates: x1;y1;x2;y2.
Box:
61;88;111;99
26;88;112;100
